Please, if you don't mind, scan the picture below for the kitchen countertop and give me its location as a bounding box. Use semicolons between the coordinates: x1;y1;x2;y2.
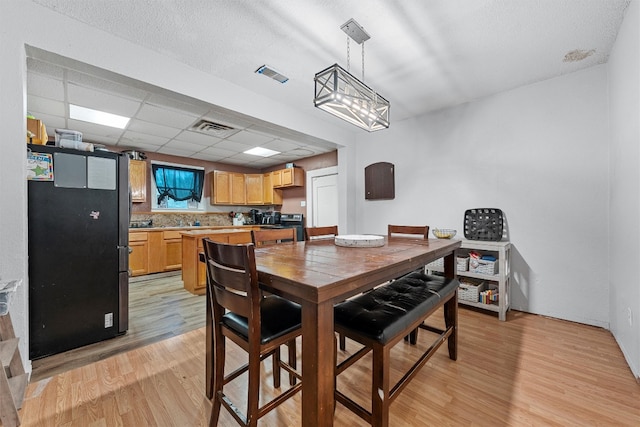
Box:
180;228;254;236
128;225;257;232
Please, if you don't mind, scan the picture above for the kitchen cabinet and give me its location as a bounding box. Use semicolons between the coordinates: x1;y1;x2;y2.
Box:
130;160;147;203
262;172;283;205
245;174;264;205
212;171;246;205
147;231;164;274
129;230;184;276
129;232;149;276
181;229;253;294
211;170;286;206
273;167;304;188
162;230;183;271
427;239;511;321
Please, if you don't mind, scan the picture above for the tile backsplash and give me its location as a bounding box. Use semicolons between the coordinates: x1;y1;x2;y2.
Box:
130;212;232;228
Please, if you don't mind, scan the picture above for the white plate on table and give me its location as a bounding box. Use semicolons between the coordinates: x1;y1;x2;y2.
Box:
334;234;385;248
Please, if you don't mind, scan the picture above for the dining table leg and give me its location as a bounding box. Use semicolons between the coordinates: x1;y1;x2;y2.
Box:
301;299;336;426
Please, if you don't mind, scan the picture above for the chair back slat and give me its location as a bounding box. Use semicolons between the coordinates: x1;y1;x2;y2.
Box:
202;238;259;320
388;224;429;239
304;225;338;241
252;228;296;246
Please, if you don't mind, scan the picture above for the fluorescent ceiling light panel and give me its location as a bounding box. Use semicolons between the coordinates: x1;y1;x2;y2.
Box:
244;147;280;157
69;104;130;129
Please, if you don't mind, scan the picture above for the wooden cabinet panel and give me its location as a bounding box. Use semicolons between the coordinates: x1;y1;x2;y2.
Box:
212;169;297;205
129;240;148;276
212;171;246;205
212;171;232;204
231;173;246;204
163;239;182;271
130;160;147;203
273;167;304;188
272;170;283;187
262;173;283;205
245;174;263;205
147;231;163;273
182;230;253;295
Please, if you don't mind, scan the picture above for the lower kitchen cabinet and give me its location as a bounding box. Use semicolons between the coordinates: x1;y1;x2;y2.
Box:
162;230;183;271
129;230;184;277
181;229;253;295
129;232;149;276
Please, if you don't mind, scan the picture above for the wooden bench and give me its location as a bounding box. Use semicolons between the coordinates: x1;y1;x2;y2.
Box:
334;271;459;427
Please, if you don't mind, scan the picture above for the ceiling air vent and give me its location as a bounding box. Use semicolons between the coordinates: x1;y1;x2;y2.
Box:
190;119;239;138
255;65;289;84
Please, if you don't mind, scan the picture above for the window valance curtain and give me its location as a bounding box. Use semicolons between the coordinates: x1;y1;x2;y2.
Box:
152;164;204;204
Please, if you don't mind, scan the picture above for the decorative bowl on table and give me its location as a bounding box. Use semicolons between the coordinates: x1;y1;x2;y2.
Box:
334;234;385;248
432;229;457;239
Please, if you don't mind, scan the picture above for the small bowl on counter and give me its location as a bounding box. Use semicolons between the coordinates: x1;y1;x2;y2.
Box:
432;228;457;239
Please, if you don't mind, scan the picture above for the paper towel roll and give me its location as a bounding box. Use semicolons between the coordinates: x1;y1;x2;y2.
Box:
60;140;94;152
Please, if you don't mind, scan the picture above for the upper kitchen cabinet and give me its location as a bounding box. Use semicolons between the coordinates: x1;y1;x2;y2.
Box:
211;171;246;205
273;167;304;188
263;172;283;205
245;174;264;205
130;160;147;203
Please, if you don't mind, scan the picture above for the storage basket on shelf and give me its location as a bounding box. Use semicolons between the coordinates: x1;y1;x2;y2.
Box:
469;257;498;275
427;256;470;272
458;278;486;302
456;256;469;272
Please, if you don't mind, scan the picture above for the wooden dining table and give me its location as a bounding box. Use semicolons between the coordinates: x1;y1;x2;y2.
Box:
205;236;460;426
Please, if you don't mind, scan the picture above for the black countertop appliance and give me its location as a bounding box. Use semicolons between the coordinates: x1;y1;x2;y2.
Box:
27;144;129;359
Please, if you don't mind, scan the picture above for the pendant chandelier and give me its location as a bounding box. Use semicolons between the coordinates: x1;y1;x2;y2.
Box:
314;19;390;132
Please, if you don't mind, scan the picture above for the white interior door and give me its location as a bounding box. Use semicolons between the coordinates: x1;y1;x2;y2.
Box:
310;172;338;227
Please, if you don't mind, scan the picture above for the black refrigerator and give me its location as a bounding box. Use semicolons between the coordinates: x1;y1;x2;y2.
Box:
27;144;129;360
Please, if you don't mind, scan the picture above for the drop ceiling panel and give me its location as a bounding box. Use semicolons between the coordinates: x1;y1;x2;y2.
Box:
120;130;169;146
226;130;276;145
173;130;224;147
67;119;125;140
126;119;182;139
156;146;201;157
162;139;209;153
213;139;256;151
27;74;64;100
135;103;200;128
67;84;142;116
27;95;65;117
66;69;149;101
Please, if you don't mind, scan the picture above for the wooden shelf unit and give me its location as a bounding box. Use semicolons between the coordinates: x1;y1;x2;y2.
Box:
428;239;511;321
0;313;29;427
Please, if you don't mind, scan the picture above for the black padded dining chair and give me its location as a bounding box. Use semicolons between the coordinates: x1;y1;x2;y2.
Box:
202;239;302;427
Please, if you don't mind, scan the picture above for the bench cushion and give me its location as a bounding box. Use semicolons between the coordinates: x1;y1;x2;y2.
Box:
334;272;459;344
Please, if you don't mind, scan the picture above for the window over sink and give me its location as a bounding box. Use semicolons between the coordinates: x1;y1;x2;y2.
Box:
151;161;205;212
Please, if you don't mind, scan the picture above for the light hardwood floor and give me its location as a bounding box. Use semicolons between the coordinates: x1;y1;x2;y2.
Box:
22;275;640;426
30;272;206;382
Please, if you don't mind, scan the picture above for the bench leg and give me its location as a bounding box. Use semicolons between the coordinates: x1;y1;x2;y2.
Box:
371;343;391;427
444;293;458;361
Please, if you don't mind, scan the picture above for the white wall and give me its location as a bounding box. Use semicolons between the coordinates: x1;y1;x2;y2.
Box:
354;65;611;327
0;1;355;371
608;0;639;378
